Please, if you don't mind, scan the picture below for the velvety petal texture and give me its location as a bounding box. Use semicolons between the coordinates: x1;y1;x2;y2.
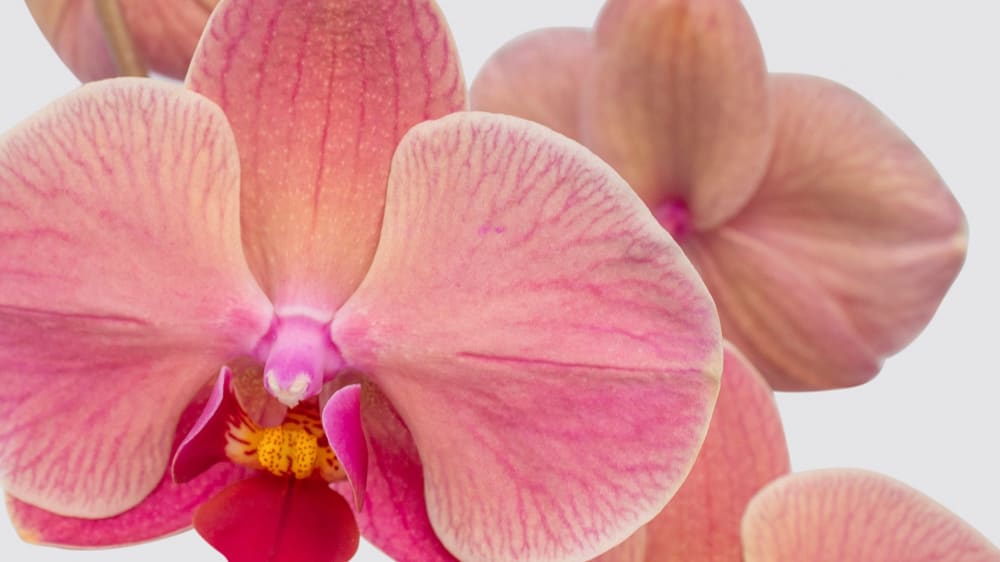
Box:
0;79;272;517
322;383;368;510
26;0;218;81
597;344;788;562
333;112;722;562
470;28;593;139
580;0;771;228
742;470;1000;562
187;0;466;312
194;475;360;562
688;74;967;389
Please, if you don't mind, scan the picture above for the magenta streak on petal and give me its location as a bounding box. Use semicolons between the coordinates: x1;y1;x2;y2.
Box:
322;384;368;510
173;367;240;484
258;313;346;407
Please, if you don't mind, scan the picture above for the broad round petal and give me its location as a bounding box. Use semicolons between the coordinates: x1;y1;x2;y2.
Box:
636;344;788;561
580;0;772;229
6;395;250;547
0;79;272;517
332;112;722;562
692;74;967;390
194;475;360;562
187;0;466;312
343;383;458;562
470;28;593;139
742;469;1000;562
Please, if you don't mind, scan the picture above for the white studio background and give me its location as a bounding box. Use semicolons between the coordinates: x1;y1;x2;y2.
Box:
0;1;997;561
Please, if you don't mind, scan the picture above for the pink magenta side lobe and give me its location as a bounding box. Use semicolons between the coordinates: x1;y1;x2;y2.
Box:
331;112;722;562
187;0;466;313
0;79;272;518
742;470;1000;562
322;384;368;510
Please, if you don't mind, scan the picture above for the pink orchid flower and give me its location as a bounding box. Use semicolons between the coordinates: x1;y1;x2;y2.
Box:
26;0;218;80
0;0;723;560
594;343;790;562
742;469;1000;562
470;0;968;390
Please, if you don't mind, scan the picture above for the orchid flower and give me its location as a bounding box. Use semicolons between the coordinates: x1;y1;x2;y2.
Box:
0;0;723;560
26;0;218;80
594;343;789;562
742;469;1000;561
470;0;968;390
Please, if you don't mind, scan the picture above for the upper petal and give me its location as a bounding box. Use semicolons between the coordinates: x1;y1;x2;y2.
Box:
580;0;772;229
742;469;1000;562
692;74;967;390
470;27;593;139
332;112;722;562
0;79;272;517
187;0;466;312
634;344;789;562
26;0;117;81
119;0;219;79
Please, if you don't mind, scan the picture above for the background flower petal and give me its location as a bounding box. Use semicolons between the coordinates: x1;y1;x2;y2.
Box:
5;394;250;547
470;27;593;139
632;343;788;561
187;0;466;313
26;0;217;81
692;74;967;390
580;0;772;230
742;469;1000;562
333;112;722;562
0;79;272;517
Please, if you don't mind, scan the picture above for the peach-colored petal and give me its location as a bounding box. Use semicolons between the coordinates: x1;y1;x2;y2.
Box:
593;527;647;562
637;344;789;561
333;112;721;562
0;79;272;517
742;469;1000;562
187;0;466;312
580;0;772;230
690;74;967;390
120;0;219;79
26;0;217;81
470;28;593;138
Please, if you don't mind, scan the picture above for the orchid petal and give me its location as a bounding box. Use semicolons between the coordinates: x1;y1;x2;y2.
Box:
342;384;458;561
0;79;272;517
322;383;368;511
26;0;217;81
692;74;967;390
187;0;466;312
173;368;244;484
742;469;1000;562
593;527;647;562
638;343;789;561
580;0;771;230
470;28;593;138
333;112;722;562
6;393;250;547
194;474;360;562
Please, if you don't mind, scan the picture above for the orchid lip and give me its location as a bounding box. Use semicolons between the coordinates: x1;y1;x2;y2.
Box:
258;312;346;407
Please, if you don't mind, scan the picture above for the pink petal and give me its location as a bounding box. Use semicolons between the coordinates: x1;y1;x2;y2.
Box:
470;28;593;139
689;74;967;390
194;474;360;562
322;384;368;510
0;78;272;517
6;393;250;547
580;0;772;231
119;0;220;79
341;384;458;561
187;0;466;312
593;528;647;562
172;368;244;484
26;0;217;81
607;344;789;562
332;112;722;562
742;469;1000;562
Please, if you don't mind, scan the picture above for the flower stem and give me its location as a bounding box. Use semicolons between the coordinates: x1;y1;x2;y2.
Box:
93;0;146;76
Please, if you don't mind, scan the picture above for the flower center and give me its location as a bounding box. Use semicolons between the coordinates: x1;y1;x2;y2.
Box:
225;402;344;482
653;197;692;241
